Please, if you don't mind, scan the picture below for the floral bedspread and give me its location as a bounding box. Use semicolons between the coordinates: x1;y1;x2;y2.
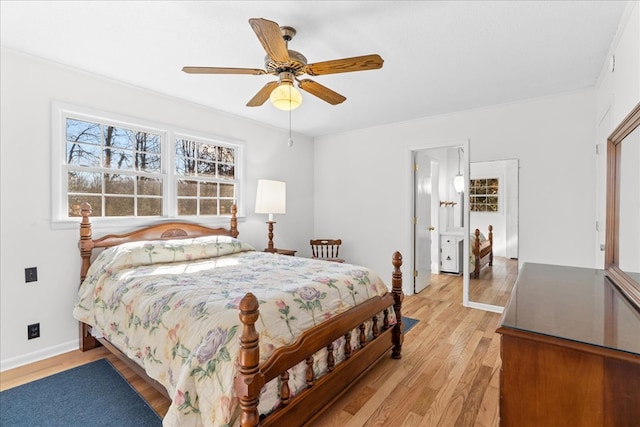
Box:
73;235;395;427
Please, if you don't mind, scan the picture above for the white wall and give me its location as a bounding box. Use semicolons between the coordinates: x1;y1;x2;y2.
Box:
313;3;640;295
0;49;315;370
595;2;640;267
314;90;597;295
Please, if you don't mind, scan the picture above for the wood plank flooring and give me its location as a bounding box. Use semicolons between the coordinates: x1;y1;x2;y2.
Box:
1;261;517;426
469;257;518;307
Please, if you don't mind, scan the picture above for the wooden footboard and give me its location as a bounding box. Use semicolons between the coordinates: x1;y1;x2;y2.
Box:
472;225;493;279
236;252;404;427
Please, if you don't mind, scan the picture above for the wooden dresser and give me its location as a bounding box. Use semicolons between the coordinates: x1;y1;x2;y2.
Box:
497;263;640;427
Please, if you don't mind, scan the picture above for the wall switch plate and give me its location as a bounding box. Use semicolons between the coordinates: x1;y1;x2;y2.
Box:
25;267;38;283
28;323;40;339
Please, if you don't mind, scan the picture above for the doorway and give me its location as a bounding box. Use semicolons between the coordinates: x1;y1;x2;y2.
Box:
411;141;469;297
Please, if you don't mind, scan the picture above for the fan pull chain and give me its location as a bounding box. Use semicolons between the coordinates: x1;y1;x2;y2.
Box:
288;86;294;147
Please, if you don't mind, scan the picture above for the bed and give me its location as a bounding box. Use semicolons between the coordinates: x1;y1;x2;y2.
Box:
74;203;404;427
471;225;493;279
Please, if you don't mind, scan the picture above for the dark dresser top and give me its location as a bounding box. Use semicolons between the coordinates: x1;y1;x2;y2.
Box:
500;263;640;356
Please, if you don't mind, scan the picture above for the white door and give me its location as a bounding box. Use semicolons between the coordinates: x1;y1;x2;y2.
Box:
414;151;434;293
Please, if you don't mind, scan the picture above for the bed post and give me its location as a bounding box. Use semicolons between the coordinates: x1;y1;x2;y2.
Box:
474;229;481;279
488;225;494;266
79;202;94;283
236;292;265;427
391;251;404;359
230;204;239;238
78;202;99;351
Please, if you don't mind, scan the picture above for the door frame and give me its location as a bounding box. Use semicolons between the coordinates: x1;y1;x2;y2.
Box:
408;139;470;303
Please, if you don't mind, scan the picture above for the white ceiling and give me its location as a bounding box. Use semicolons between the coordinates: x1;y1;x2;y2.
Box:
0;1;629;137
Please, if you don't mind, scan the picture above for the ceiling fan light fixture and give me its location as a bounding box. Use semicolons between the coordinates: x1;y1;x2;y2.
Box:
270;82;302;111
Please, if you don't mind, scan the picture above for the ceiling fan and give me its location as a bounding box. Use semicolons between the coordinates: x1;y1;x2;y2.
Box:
182;18;384;110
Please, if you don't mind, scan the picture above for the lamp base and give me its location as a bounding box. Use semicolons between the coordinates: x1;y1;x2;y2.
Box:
265;221;276;253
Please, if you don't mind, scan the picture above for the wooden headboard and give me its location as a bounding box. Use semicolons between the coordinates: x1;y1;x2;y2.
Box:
78;202;239;283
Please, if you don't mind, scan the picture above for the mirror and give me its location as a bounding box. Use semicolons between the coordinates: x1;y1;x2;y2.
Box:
467;159;519;310
605;102;640;309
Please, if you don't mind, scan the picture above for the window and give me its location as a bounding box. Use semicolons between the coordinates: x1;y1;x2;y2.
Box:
53;103;243;224
469;178;499;212
174;136;237;216
65;118;164;217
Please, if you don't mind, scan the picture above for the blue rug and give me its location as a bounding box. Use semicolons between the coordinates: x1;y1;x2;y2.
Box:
0;358;161;427
403;316;419;333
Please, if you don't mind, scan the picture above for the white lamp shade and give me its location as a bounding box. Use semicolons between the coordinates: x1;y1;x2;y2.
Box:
453;174;464;193
270;83;302;111
255;180;286;218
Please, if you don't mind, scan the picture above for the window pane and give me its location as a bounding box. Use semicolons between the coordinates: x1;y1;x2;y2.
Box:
201;182;217;197
178;198;197;215
177;179;197;196
220;199;233;215
67;119;100;145
200;199;217;215
175;139;197;157
105;174;134;195
218;146;235;163
199;144;217;162
135;132;161;154
197;160;216;177
105;196;134;216
220;183;234;198
68;171;102;193
103;148;133;170
68;196;102;217
138;177;162;196
105;126;135;150
175;157;196;176
137;198;162;216
218;163;235;179
134;152;161;172
67;142;101;167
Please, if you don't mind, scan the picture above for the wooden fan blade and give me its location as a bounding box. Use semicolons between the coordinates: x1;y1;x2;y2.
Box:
298;79;346;105
304;54;384;76
246;81;279;107
248;18;289;63
182;66;266;75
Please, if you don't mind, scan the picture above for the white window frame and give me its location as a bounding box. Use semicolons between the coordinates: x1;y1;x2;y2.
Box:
51;102;245;229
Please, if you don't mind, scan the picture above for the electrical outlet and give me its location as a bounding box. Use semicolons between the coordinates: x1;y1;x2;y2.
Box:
27;323;40;340
25;267;38;283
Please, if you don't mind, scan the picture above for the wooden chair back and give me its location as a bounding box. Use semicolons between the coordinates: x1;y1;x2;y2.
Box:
310;239;345;263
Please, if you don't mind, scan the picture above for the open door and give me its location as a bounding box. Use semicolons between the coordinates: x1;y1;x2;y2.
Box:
414;150;436;293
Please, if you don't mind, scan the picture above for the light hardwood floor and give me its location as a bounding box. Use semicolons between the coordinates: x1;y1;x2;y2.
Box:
469;257;518;307
1;261;517;426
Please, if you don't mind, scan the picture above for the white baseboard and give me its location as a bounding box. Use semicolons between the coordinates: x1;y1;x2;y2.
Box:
465;300;504;314
0;340;78;372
